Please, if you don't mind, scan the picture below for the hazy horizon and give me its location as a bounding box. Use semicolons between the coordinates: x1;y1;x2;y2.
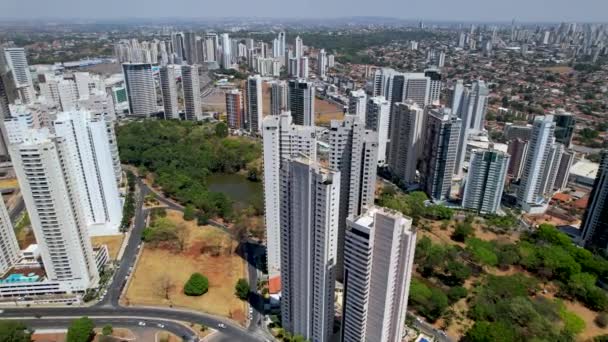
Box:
1;0;607;23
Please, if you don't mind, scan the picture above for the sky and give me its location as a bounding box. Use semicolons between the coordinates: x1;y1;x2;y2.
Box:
1;0;607;23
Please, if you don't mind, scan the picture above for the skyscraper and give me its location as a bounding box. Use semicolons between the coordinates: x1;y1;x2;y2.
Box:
388;101;425;185
347;89;367;121
203;33;219;62
507;138;528;180
317;49;327;79
182;65;202;121
424;69;442;105
580;151;608;250
421;108;461;202
372;68;431;109
554;149;574;192
288;79;315;126
462;149;509;214
3;47;34;104
53;110;123;236
280;157;339;342
225;89;243;130
554;110;575;147
262;113;317;283
0;62;13;158
183;31;198;65
329;115;379;281
0;198;20;275
159;65;180;119
122;63;157;117
221;33;232;69
295;36;303;59
454;80;489;174
365;96;391;165
246;75;263;134
517;115;555;213
342;206;417;342
299;57;309;79
270;80;288;116
9;129;99;291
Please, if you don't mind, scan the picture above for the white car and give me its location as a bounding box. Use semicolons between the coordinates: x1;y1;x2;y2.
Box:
138;321;146;326
217;323;226;329
157;324;165;328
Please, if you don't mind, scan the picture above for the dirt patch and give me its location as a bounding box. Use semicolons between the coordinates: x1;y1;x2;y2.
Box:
125;210;246;324
0;178;18;190
91;235;124;260
315;98;344;125
563;300;608;341
32;332;66;342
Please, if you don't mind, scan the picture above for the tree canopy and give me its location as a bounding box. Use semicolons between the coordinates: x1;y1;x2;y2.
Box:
0;321;31;342
184;273;209;296
66;317;95;342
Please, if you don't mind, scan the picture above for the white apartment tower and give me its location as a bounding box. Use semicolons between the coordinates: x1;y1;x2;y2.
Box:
262;113;317;282
342;206;417;342
270;80;288;116
288;79;315;126
347;89;367;121
54;110;123;236
462;149;509;214
182;65;202;121
517;115;555;213
221;33;232;69
246;75;263;134
0;198;20;275
295;36;304;59
365;96;391;165
329;115;379;281
299;57;309;79
160;65;180;119
454;80;489;174
318;49;327;79
388;101;425;185
122;63;157;117
3;47;34;104
9;129;99;291
280;157;340;342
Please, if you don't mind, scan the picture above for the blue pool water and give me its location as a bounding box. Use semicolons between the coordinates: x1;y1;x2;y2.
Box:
0;273;39;284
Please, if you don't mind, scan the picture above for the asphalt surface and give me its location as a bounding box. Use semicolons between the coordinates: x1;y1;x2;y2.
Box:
1;178;266;342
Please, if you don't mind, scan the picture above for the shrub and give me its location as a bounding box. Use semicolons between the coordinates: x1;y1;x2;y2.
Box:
595;312;608;328
235;278;250;300
184;273;209;296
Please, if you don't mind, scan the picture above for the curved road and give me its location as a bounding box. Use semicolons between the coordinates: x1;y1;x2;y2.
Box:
2;178;268;342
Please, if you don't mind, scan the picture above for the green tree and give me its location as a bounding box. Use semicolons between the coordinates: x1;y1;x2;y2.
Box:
215;122;229;138
0;321;31;342
235;278;250;300
101;324;113;336
66;317;95;342
183;204;196;221
451;222;473;242
184;273;209;296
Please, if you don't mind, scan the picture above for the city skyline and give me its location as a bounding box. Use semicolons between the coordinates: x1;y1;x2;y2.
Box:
1;0;607;23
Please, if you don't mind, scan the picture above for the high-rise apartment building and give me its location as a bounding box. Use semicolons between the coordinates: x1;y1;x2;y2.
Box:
182;65;202;121
347;89;367;121
365;96;391;165
372;68;431;108
299;57;309;79
204;33;219;62
453;80;489;174
159;65;180;119
329;115;379;281
183;31;198;65
421;108;461;202
221;33;232;69
388;101;425;185
3;47;34;104
517;115;555;213
554;110;575;147
270;80;288;116
54;110;123;236
294;36;304;59
462;149;509;214
288;79;315;126
246;75;263;134
507;138;528;180
424;69;442;105
317;49;327;79
9;129;99;291
554;149;574;192
280;157;339;342
580;151;608;250
225;89;243;130
0;198;20;275
262;113;317;283
122;63;157;117
342;206;416;342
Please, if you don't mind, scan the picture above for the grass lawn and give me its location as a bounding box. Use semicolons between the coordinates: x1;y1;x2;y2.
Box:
91;235;125;260
125;210;247;324
14;212;35;249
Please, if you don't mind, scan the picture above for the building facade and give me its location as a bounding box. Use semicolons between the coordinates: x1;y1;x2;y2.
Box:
462;149;509;214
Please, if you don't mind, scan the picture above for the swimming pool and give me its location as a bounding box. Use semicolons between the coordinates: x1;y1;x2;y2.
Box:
0;273;40;284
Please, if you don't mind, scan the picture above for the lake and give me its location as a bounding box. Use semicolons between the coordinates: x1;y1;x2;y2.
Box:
207;173;263;210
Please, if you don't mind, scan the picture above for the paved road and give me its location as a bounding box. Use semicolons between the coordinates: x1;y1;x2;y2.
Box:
19;317;196;341
3;177;266;342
